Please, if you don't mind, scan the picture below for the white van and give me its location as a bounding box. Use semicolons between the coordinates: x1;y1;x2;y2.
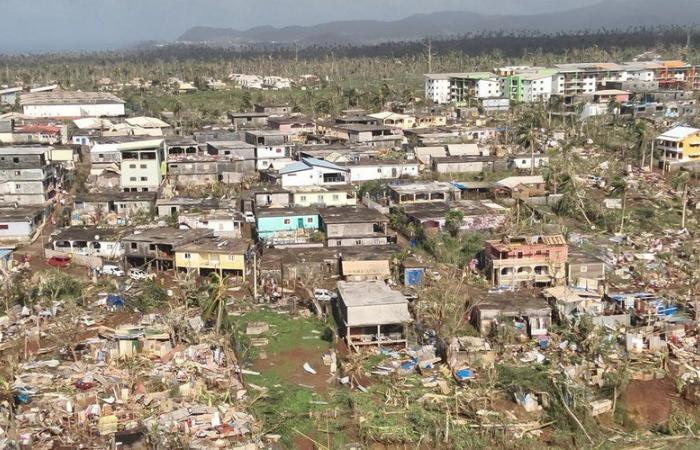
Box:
101;265;125;277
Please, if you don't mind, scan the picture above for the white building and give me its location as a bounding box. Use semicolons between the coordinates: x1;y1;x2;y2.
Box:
119;139;165;192
340;160;419;182
19;91;125;118
521;73;555;102
277;158;349;189
424;74;452;104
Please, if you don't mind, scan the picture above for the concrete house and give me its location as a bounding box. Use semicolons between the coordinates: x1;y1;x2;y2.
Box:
472;291;551;338
268;116;316;135
339;159;419;182
368;112;416;129
175;236;249;278
155;197;242;238
484;234;568;288
19;91;125;118
289;186;356;207
0;87;22;105
388;181;460;205
275;158;349;189
335;281;412;350
255;207;320;246
655;125;700;169
72;191;156;226
228;112;269;129
50;226;129;261
123;227;212;270
432;155;500;174
0;205;46;242
324;124;404;148
119;139;165;192
400;201;508;234
319;206;391;247
0;147;57;206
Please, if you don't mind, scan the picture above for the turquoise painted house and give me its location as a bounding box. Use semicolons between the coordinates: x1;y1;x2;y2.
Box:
255;207;320;244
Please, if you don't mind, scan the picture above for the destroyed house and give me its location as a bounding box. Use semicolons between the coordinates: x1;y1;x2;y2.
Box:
319;206;391;247
228;112;269;128
567;250;606;290
336;281;412;350
400;200;508;234
72;191;156;226
472;291;551;338
484;234;568;288
387;181;460;205
431;155;502;174
607;292;678;321
123;227;212;270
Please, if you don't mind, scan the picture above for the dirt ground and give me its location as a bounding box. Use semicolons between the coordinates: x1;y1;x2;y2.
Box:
622;379;680;428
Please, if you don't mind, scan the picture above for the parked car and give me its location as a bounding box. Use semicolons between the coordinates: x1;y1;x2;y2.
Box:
47;256;71;268
314;288;336;302
243;211;256;223
129;268;155;281
101;265;125;277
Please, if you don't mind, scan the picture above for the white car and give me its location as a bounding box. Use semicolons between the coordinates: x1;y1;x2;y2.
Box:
314;288;336;302
243;211;256;223
101;265;125;277
129;268;155;281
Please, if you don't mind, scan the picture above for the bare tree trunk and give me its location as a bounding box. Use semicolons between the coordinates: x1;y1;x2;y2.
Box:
619;190;626;234
681;183;688;229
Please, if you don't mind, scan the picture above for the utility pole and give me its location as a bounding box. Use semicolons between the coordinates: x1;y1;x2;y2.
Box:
252;250;257;301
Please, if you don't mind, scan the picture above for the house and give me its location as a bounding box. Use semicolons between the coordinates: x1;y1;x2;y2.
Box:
323;124;403;148
206;141;258;179
494;176;547;199
479;97;511;112
543;286;604;323
288;186;356;207
593;89;631;104
339;159;419;182
155;197;243;237
175;236;249;278
19;91;125;118
484;234;568;288
320;206;391;247
424;74;452;104
267;116;316;135
72;191;156;226
387;181;460;205
414;146;447;166
508;153;549;171
414;114;447;128
123;227;212;270
273;158;349;189
340;245;400;281
253;142;293;171
228;112;269;129
432;155;501;174
254;104;291;116
0;123;64;145
119;139;165;192
335;281;412;350
567;251;606;290
50;226;129;261
401;200;508;234
368;112;416;129
0;87;22;105
0;205;47;242
124;116;172;134
471;291;551;338
253;187;292;209
255;207;320;246
166;157;220;186
0;147;59;206
655;125;700;169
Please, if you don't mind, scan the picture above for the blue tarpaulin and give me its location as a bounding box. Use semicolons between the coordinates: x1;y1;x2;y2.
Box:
107;294;125;308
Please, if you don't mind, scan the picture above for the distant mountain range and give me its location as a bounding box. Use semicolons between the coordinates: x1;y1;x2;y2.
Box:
178;0;700;46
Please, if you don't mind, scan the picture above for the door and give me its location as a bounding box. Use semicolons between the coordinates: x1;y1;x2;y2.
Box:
297;218;304;228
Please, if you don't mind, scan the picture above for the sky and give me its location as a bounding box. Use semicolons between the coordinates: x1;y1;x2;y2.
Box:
1;0;603;53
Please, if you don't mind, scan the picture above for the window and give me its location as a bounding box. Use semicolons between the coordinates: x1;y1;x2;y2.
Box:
130;243;137;249
0;225;8;230
129;177;136;181
300;195;306;201
149;244;156;250
377;168;382;173
129;164;136;169
332;194;339;200
580;265;588;273
15;184;20;190
12;157;19;163
336;240;342;246
184;253;191;259
140;164;147;169
283;218;291;224
14;171;20;176
356;240;362;245
306;217;313;223
140;177;148;182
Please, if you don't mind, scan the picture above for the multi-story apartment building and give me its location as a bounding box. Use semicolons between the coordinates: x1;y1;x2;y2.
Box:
0;147;57;205
655;125;700;170
119;139;165;192
484;234;568;288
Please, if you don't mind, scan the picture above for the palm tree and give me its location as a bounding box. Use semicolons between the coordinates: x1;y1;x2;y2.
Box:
632;119;649;168
516;112;539;175
201;273;230;336
671;171;691;230
609;176;628;233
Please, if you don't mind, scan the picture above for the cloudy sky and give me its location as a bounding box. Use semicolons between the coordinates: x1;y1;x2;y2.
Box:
0;0;605;53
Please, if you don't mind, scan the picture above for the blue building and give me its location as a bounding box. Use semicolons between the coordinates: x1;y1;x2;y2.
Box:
255;207;320;245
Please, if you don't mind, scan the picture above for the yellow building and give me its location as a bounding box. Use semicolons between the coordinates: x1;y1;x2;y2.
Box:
656;125;700;169
175;237;249;278
289;186;356;207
